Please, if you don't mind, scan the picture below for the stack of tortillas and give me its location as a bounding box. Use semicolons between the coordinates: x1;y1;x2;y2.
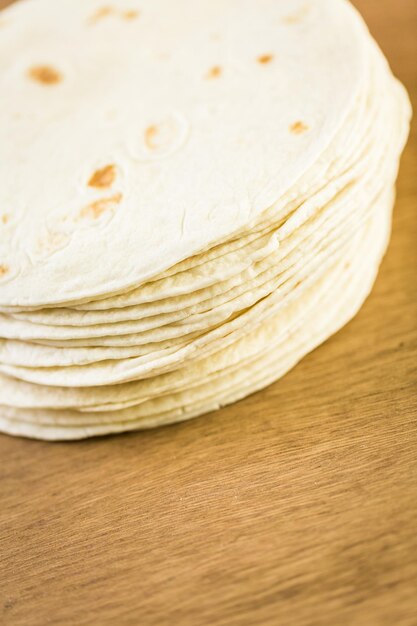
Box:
0;0;410;440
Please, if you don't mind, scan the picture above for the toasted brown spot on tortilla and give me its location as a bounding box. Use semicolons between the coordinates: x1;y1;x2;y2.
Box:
283;15;299;24
143;117;186;154
282;5;310;24
206;65;222;79
144;125;159;150
1;215;9;225
0;264;9;277
89;6;113;24
290;121;309;134
123;10;139;20
88;164;117;189
257;54;274;64
89;7;138;23
80;193;122;219
28;65;62;85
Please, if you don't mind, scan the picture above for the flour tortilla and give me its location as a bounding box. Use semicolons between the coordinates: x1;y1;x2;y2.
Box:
0;0;370;308
1;39;404;330
0;0;411;442
2;49;373;317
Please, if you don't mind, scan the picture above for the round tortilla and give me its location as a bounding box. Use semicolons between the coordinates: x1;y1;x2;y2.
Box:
0;0;369;307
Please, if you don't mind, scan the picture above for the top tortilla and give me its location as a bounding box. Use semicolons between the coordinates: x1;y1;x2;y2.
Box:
0;0;367;306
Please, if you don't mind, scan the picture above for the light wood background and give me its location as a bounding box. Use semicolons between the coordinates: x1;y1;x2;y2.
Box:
0;1;416;625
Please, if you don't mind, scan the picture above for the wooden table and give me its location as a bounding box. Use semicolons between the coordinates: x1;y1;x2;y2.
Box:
1;1;416;625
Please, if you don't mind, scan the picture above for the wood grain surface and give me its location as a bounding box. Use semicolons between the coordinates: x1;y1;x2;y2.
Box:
0;1;416;625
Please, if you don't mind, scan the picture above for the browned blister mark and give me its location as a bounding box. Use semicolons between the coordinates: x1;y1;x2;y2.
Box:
257;54;274;65
142;117;186;154
206;65;222;79
0;264;9;277
28;65;62;85
88;164;117;189
80;193;122;219
123;10;139;20
282;5;310;24
1;215;9;225
88;6;113;24
290;121;309;134
89;6;139;24
144;125;159;150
